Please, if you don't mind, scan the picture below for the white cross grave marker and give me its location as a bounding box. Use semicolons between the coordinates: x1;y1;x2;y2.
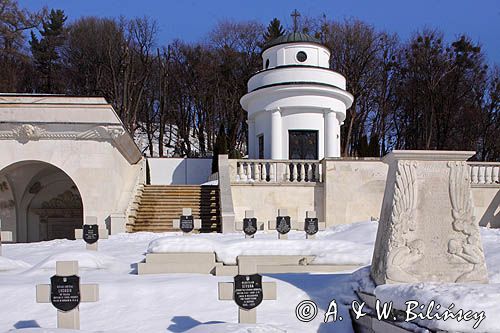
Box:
75;216;109;251
218;260;277;324
172;208;201;236
268;208;300;239
0;218;13;256
235;210;264;238
301;211;326;239
36;261;99;330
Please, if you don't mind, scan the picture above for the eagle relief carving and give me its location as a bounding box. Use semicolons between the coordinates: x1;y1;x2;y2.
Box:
386;160;424;283
447;161;488;283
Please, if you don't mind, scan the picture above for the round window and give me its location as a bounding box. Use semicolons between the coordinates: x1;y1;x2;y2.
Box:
296;51;307;62
265;59;270;69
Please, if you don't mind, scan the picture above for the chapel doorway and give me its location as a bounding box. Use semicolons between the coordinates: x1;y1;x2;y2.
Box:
0;161;83;242
288;130;318;160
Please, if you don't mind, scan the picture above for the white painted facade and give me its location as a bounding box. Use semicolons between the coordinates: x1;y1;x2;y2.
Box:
0;95;142;242
148;158;213;185
240;39;354;160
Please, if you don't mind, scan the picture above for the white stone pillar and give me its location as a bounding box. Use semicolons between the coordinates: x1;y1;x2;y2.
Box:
247;118;255;159
324;109;339;158
271;108;282;159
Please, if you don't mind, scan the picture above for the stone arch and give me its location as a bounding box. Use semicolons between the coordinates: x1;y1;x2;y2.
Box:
0;160;84;242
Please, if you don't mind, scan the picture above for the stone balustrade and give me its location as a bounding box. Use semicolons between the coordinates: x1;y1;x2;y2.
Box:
469;162;500;186
208;172;219;182
232;159;322;183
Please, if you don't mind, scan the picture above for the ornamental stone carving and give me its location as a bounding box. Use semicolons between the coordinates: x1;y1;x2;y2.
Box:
371;151;488;285
12;124;45;143
0;124;126;142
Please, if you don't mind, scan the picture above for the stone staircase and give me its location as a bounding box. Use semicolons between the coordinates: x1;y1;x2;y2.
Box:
127;185;220;232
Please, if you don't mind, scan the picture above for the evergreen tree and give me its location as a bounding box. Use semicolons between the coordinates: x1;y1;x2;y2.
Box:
30;9;66;93
212;123;228;173
263;18;285;43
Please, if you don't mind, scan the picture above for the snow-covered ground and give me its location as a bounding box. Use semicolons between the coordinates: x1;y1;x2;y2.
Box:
1;221;500;332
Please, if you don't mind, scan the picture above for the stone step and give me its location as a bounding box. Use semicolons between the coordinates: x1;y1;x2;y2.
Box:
128;184;220;233
134;207;219;213
132;217;220;223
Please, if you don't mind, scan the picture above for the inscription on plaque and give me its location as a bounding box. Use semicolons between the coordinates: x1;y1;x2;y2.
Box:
83;224;99;244
50;275;81;312
243;218;257;236
233;274;263;310
276;216;291;235
304;217;319;235
180;215;194;233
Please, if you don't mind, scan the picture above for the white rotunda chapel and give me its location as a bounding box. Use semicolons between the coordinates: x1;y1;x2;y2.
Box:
240;32;354;160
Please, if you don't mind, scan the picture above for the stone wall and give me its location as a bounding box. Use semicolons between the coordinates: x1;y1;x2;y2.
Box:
473;187;500;228
227;158;387;228
322;158;388;226
231;183;324;225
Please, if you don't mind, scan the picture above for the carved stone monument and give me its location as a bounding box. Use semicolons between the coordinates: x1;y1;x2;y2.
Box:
75;216;109;251
235;210;264;238
371;151;488;285
218;258;277;324
36;261;99;329
172;208;201;236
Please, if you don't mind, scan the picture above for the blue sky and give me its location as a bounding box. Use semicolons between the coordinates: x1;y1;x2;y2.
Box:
22;0;500;63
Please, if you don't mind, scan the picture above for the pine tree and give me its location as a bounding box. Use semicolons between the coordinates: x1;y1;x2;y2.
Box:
263;18;285;43
30;9;67;93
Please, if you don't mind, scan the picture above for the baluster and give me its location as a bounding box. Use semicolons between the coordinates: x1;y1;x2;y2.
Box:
253;162;260;182
478;166;486;184
493;166;499;184
246;162;252;181
307;163;313;182
299;163;305;182
291;163;298;182
237;162;243;182
262;162;268;182
317;163;322;182
485;166;493;185
471;166;479;184
269;162;276;182
285;163;290;182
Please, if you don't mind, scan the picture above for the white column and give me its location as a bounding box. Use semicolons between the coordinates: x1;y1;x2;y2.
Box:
247;118;256;158
324;109;339;158
271;108;282;159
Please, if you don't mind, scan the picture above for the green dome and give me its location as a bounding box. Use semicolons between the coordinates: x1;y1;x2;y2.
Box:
262;32;323;52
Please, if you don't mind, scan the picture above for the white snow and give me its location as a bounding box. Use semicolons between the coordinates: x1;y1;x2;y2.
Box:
147;221;378;265
1;221;500;332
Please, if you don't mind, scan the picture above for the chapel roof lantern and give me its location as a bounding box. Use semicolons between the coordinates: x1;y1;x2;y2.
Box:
262;32;323;52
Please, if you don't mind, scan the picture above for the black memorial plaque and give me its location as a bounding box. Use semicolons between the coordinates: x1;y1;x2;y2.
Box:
276;216;291;234
243;218;257;236
233;274;263;310
304;218;319;235
83;224;99;244
50;275;81;312
180;215;194;233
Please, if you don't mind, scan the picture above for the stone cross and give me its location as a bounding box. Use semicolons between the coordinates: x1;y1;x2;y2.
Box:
75;216;108;251
371;150;489;285
0;218;13;256
268;208;299;239
36;261;99;330
235;210;264;238
218;260;277;324
301;211;326;239
172;208;201;236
